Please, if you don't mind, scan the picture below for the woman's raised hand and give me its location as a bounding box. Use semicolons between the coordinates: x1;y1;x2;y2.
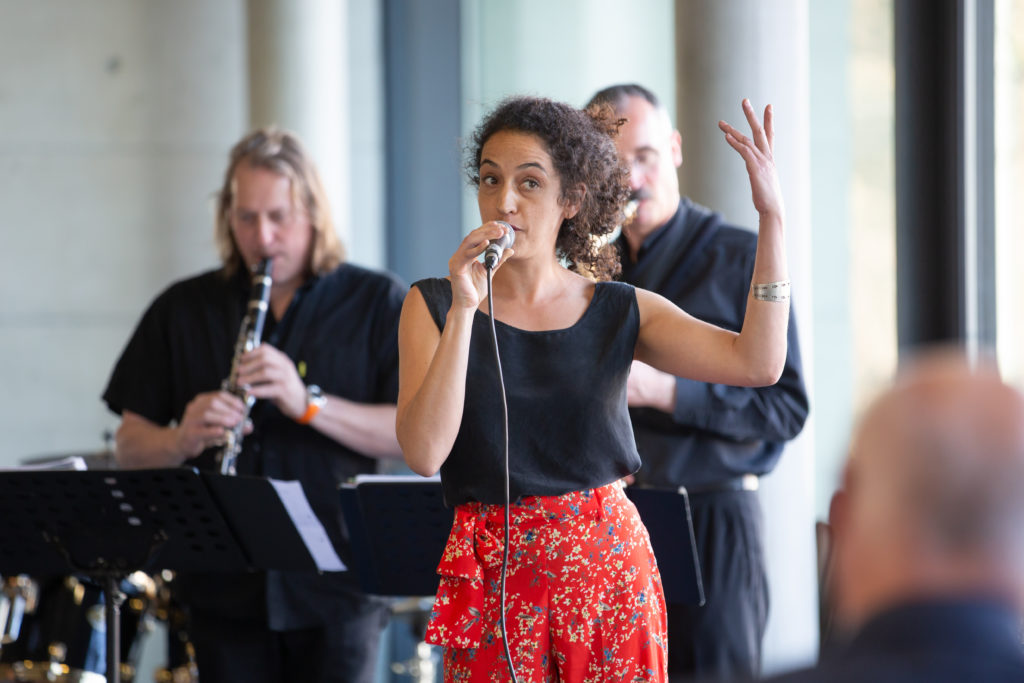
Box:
447;221;514;310
718;99;784;220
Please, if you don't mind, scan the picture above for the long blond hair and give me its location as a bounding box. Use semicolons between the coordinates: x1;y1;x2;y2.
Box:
215;127;344;277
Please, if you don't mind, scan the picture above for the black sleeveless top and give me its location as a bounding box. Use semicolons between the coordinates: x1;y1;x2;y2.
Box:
414;277;643;505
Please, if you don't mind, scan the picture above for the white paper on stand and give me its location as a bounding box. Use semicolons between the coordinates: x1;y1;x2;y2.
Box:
270;478;346;572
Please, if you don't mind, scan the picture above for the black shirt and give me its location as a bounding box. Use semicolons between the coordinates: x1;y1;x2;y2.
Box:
616;198;809;487
103;263;406;628
414;277;641;505
760;599;1024;683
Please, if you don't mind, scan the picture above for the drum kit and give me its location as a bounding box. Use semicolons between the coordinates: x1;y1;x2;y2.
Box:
0;452;199;683
0;570;199;683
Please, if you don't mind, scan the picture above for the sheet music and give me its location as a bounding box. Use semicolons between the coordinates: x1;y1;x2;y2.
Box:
353;473;441;484
270;479;346;572
0;456;88;471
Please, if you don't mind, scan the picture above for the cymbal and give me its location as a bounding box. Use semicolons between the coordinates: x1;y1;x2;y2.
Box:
17;450;119;470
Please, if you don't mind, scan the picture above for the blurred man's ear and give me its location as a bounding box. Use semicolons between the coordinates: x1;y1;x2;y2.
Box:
828;486;847;543
817;484;848;645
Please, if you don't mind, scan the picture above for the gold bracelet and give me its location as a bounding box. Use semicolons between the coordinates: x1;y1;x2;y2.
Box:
752;280;790;302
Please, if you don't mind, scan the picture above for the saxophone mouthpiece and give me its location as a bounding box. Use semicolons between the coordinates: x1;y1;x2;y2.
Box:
623;199;639;223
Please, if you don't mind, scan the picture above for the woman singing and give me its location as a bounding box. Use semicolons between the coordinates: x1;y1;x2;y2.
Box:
396;95;788;682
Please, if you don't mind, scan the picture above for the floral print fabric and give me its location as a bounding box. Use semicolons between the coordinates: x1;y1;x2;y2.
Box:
426;481;668;682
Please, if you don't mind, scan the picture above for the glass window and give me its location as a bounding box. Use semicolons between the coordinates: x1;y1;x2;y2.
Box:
995;0;1024;389
810;0;897;517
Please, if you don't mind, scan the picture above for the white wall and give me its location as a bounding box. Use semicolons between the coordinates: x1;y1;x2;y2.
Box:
0;1;248;466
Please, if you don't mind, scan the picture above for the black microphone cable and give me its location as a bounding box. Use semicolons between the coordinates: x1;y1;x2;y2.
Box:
485;262;519;683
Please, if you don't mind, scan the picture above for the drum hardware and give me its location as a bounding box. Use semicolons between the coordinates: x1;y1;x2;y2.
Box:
1;576;39;648
116;572;158;683
152;634;198;683
388;641;438;683
3;639;109;683
388;598;440;683
0;573;157;683
0;574;108;683
218;257;273;476
150;573;197;683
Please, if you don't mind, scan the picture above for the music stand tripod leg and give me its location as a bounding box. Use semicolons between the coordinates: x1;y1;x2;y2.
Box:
103;574;125;683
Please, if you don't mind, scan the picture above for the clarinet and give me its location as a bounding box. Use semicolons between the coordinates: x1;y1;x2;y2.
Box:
217;257;273;476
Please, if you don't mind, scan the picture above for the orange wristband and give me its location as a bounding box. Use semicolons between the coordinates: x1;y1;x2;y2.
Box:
296;384;326;425
296;402;321;425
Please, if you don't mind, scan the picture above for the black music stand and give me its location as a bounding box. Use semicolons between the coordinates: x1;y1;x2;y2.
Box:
0;468;339;683
625;487;705;606
338;476;451;597
338;477;703;605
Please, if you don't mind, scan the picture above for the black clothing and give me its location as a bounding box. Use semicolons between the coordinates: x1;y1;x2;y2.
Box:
103;263;406;682
188;584;390;683
757;600;1024;683
414;277;641;506
618;198;808;488
668;491;768;677
616;198;808;680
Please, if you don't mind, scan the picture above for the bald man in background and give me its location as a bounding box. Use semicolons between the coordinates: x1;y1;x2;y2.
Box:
752;348;1024;683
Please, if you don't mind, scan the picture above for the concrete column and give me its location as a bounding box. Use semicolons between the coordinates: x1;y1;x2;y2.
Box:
675;0;818;674
247;0;351;246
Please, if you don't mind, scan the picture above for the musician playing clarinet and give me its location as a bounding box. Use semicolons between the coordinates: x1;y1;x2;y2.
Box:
103;128;406;683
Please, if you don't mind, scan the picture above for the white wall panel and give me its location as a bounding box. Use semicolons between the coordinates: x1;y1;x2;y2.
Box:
0;0;247;467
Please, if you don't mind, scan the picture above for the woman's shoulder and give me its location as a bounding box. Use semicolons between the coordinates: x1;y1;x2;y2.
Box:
594;278;637;305
595;279;635;294
578;279;637;328
410;277;451;329
411;277;451;301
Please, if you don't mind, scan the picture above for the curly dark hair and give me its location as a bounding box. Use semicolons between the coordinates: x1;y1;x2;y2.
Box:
465;96;630;281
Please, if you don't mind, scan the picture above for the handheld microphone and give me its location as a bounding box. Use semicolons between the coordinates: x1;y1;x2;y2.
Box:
484;222;515;270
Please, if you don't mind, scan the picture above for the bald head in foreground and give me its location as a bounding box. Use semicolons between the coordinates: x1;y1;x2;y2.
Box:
757;349;1024;683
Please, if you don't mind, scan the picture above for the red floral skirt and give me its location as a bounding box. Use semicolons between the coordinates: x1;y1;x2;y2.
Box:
426;480;668;682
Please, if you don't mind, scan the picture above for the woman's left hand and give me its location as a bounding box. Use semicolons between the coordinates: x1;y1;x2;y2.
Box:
718;99;784;219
